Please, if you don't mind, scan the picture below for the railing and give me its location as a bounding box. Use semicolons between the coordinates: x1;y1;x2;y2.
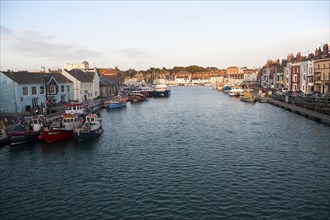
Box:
273;94;330;115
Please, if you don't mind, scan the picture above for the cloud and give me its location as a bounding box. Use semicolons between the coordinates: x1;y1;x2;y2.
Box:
117;48;155;60
1;25;103;59
1;25;15;37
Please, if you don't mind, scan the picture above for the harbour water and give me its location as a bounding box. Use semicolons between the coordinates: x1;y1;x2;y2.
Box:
1;86;329;219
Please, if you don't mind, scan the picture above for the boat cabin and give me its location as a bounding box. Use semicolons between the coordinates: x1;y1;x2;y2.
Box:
85;114;97;124
65;103;85;114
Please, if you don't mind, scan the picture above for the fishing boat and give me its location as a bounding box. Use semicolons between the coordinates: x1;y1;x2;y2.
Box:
228;86;244;96
41;113;83;143
73;114;103;142
65;102;85;115
222;85;232;93
7;116;44;145
240;91;256;102
154;84;171;97
107;95;128;109
129;92;147;102
139;86;154;98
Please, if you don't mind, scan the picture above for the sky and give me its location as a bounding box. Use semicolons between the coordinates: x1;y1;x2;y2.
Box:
0;0;329;71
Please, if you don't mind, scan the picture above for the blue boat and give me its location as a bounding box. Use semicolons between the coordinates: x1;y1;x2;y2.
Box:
222;85;233;93
154;84;171;97
107;95;128;109
73;114;103;142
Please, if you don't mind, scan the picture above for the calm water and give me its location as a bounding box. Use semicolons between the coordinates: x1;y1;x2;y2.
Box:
1;86;329;219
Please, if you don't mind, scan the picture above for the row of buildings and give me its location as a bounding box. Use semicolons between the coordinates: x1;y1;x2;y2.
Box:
1;43;329;113
0;61;121;113
158;44;330;94
260;43;330;94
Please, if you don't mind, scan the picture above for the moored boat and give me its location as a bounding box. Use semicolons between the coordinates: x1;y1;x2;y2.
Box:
8;130;40;145
7;116;44;145
73;114;103;141
65;102;85;115
129;92;147;102
154;84;171;97
107;95;128;109
228;86;244;96
222;85;232;93
41;113;83;143
240;91;257;102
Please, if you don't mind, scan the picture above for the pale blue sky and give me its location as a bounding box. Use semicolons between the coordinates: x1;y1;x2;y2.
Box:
1;0;329;71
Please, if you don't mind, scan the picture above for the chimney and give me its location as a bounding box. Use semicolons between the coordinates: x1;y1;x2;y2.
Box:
323;43;329;55
296;52;302;62
308;53;314;60
287;53;294;62
315;48;319;56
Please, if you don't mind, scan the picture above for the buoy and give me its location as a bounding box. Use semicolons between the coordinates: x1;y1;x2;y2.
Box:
38;135;43;140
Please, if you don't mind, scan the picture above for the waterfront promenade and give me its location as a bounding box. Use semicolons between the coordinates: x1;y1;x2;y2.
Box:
255;94;330;126
267;98;330;126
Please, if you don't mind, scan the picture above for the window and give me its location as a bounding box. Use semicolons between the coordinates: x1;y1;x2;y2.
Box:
40;86;44;95
23;86;28;96
32;86;37;95
50;85;56;94
61;85;65;92
294;76;297;82
32;98;38;108
67;85;70;92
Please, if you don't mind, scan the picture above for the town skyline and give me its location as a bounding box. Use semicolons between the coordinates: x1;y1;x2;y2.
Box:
1;1;329;71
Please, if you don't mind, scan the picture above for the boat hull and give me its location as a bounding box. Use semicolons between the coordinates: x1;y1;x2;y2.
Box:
240;97;256;102
42;129;73;143
73;127;103;142
108;102;126;109
9;131;40;145
154;90;171;97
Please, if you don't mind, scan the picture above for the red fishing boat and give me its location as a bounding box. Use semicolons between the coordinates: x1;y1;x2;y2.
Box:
41;113;83;143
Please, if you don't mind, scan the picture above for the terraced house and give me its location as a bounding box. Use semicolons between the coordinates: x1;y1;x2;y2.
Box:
313;44;330;94
0;71;73;113
260;43;329;95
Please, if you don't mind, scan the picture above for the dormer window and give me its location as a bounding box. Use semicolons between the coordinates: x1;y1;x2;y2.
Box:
50;85;56;95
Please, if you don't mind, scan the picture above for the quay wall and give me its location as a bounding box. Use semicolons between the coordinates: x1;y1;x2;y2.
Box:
262;97;330;126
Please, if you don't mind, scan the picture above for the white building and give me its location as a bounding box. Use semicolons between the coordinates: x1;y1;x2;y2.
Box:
243;73;258;83
61;68;100;102
64;61;90;71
